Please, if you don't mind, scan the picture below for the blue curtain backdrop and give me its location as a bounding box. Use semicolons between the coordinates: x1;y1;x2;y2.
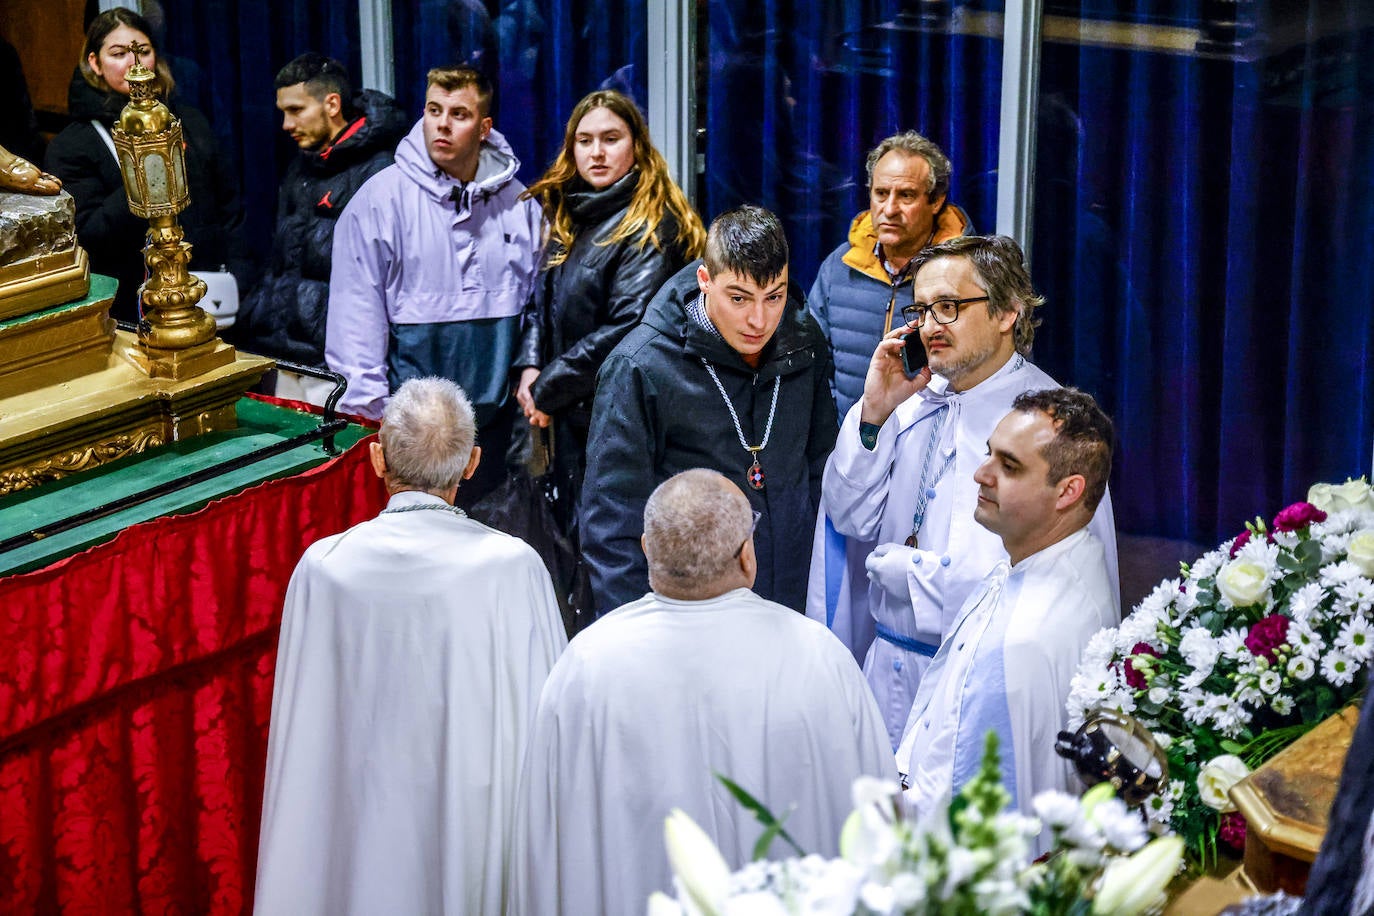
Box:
705;0;1374;546
389;0;648;184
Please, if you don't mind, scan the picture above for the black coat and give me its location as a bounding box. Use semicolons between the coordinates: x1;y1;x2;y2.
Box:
518;171;692;432
45;78;250;322
233;90;408;365
579;261;839;615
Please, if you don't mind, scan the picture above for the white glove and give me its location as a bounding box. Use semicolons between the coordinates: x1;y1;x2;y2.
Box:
865;542;921;599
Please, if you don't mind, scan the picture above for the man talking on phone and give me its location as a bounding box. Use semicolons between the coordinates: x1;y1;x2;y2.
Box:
807;234;1120;749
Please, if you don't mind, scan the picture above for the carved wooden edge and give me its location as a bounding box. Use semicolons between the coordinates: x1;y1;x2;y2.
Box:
0;427;165;497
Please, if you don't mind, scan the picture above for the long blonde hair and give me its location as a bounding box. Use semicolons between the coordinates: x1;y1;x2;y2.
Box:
524;90;705;267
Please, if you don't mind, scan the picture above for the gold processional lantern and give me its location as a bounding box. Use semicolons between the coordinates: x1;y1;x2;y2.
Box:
112;43;219;360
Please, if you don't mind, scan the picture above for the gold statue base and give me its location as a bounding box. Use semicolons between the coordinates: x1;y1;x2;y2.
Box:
0;275;273;496
0;246;91;320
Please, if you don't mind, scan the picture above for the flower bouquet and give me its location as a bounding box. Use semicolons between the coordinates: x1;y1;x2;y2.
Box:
649;733;1184;916
1065;477;1374;867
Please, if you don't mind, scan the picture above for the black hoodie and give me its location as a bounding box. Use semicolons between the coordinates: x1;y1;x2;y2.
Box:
45;75;250;322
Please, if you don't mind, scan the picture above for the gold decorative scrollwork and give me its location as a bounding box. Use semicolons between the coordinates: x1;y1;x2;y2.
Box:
0;429;165;497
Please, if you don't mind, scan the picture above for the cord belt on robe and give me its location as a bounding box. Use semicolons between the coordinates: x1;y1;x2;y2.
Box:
874;623;939;657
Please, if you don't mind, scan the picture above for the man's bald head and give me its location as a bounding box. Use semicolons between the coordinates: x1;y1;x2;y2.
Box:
643;469;756;599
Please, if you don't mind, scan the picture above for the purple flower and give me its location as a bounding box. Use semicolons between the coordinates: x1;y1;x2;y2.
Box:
1125;642;1160;690
1229;529;1251;559
1245;614;1291;662
1272;502;1327;533
1219;811;1247;851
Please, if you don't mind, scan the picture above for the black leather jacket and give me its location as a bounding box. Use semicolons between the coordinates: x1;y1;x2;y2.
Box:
517;170;692;417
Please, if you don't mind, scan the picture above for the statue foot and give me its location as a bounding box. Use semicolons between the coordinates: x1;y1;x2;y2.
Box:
0;147;62;195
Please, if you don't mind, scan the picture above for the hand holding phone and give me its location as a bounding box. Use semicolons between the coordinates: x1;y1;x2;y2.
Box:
900;332;928;376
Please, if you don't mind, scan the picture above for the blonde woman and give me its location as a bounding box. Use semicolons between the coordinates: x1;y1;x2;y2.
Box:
515;90;705;516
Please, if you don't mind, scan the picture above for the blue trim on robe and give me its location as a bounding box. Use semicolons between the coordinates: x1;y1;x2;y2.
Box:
823;515;847;628
950;570;1023;809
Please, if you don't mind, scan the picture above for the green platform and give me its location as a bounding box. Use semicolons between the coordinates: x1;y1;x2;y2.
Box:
0;397;373;576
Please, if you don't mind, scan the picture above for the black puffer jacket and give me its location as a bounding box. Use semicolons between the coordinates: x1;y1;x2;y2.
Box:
234;90;407;365
579;261;839;615
45;77;250;322
517;170;692;428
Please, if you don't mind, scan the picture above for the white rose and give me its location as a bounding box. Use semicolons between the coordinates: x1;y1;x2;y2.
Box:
1196;754;1250;812
1093;835;1185;916
1332;479;1374;512
1347;530;1374;578
1215;559;1272;608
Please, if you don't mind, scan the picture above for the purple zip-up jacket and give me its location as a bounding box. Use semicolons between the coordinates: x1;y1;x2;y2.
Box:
326;121;543;420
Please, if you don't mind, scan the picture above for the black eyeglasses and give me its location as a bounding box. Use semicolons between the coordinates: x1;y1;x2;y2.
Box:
902;296;990;329
733;510;763;558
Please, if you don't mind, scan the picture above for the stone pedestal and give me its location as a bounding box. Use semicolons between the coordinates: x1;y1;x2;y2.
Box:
0;190;91;319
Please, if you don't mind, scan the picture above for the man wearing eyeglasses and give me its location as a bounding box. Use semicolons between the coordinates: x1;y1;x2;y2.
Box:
807;131;972;418
509;469;892;916
809;235;1119;750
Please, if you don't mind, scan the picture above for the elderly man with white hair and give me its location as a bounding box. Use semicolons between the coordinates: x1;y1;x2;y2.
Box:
254;376;566;916
508;468;893;916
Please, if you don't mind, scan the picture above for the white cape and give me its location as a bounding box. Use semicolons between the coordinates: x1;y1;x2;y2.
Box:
254;491;567;915
508;588;895;916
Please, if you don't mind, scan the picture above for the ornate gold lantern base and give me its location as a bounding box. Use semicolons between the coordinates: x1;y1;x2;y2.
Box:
0;272;272;496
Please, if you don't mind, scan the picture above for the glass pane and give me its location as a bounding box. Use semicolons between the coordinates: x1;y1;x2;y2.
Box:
1030;0;1374;544
701;1;1005;292
390;0;648;183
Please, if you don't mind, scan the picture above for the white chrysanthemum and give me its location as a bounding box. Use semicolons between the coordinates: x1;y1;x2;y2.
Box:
1235;538;1281;569
1321;561;1364;588
1139;579;1181;617
1335;579;1374;616
1174;585;1202;616
1152;731;1173;751
1032;791;1081;831
1179;668;1209;691
1177;627;1218;674
1180;689;1212;726
1217;628;1250;661
1287;655;1316;681
1176;736;1197;756
1233;683;1264;708
1271;530;1300;550
1081;628;1121;668
1258;669;1282;694
1117;612;1164;652
1336;617;1374;661
1322;651;1358;686
1188;549;1228;583
1271;694;1294;716
1143;793;1175;825
1285;582;1329;623
1286;619;1323;658
1147;685;1172;705
1207;694;1249;738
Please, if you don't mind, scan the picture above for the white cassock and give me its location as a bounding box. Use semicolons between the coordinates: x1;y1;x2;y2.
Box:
254;490;567;916
895;527;1114;853
507;587;895;916
807;355;1120;749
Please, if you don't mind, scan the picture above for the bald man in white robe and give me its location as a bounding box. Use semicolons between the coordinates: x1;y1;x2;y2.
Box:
508;469;893;916
254;377;566;916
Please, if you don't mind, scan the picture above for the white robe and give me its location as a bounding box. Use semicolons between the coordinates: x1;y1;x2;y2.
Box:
507;588;895;916
254;490;567;916
895;528;1114;851
807;355;1120;748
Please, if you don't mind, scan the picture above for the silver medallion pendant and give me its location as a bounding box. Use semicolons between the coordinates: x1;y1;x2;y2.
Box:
747;457;766;490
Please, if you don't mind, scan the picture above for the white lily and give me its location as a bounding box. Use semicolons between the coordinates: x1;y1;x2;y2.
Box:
664;809;732;916
1092;835;1184;915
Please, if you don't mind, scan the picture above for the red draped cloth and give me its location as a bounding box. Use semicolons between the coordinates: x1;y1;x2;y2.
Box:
0;437;387;914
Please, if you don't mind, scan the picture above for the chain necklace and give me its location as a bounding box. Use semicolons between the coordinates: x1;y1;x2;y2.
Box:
701;359;780;490
380;502;468;518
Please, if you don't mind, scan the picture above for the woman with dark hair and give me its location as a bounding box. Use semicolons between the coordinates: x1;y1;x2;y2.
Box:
45;7;249;321
515;90;705;520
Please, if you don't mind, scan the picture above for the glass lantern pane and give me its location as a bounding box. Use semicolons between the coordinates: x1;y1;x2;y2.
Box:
143;153;169;205
119;151;143;208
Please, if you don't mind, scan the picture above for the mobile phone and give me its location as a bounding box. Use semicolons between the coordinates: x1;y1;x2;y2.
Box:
900;332;928;376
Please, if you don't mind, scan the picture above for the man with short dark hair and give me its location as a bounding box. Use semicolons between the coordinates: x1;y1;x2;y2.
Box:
327;66;542;507
810;235;1119;749
580;205;837;614
254;376;565;916
809;131;973;417
235;53;407;403
896;388;1116;845
510;469;892;916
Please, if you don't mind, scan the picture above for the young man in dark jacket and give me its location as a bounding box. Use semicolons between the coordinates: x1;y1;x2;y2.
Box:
234;53;407;404
580;205;838;615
